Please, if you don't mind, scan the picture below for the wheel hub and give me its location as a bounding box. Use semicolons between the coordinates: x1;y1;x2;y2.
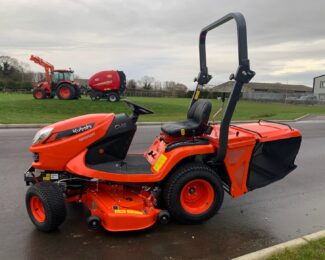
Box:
189;187;196;194
180;179;215;215
30;196;46;223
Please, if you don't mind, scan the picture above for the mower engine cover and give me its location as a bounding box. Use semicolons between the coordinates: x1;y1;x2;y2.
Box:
88;70;126;93
30;113;114;171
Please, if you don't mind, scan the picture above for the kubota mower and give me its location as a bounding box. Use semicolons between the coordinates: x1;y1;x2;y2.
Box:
24;13;302;232
88;70;126;102
30;55;81;100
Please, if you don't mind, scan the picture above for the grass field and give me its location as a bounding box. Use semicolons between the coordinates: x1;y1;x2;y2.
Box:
1;93;325;124
268;237;325;260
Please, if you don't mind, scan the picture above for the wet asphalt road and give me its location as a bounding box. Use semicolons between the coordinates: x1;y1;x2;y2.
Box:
0;120;325;260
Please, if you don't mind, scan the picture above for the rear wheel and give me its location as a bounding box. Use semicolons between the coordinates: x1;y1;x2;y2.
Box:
33;89;46;100
107;92;119;102
164;163;224;224
57;84;76;100
25;182;66;232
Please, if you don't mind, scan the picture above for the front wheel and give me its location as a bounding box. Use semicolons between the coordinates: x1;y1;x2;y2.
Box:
33;89;46;100
163;163;224;224
25;182;66;232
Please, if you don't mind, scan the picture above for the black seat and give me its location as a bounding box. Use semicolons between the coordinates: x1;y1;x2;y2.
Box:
161;99;212;137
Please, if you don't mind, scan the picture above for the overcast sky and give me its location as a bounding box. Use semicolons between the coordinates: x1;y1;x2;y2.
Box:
1;0;324;87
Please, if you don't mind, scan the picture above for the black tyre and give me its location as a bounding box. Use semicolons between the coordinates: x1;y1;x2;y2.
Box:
25;182;66;232
107;92;119;102
56;84;76;100
74;86;81;99
33;89;46;100
163;163;224;224
89;90;101;101
90;95;100;101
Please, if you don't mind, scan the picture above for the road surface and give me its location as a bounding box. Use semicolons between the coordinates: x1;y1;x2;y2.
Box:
0;120;324;259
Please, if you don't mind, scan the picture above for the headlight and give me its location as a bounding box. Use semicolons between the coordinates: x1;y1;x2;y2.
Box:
32;127;53;145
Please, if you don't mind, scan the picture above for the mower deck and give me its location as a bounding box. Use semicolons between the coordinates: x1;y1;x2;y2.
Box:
78;184;159;231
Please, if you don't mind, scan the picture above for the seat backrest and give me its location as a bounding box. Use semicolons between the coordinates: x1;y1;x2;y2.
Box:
187;99;212;131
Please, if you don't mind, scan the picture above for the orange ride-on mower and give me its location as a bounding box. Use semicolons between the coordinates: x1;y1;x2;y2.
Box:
24;13;302;232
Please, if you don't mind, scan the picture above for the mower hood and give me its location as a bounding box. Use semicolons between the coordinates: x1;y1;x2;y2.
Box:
31;113;113;147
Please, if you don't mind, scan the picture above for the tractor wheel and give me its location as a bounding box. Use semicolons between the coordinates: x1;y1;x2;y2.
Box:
57;84;76;100
33;89;46;100
107;92;119;102
25;182;67;232
163;163;224;224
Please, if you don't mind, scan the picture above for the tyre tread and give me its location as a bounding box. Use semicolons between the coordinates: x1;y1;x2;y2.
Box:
163;162;224;224
26;182;66;232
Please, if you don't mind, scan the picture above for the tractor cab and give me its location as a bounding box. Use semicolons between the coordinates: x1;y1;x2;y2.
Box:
51;70;75;86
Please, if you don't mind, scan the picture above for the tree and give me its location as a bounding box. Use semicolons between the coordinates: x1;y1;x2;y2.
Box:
140;76;155;90
153;81;162;91
173;83;188;97
164;81;176;91
163;81;188;97
0;56;34;91
0;56;21;90
0;56;20;79
127;79;137;90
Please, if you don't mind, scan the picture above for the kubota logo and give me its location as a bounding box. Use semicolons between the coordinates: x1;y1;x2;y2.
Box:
72;124;93;134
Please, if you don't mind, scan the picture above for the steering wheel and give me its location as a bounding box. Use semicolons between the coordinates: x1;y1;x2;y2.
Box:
123;100;154;116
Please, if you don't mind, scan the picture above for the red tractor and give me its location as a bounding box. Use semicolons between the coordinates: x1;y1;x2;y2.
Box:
30;55;81;100
88;70;126;102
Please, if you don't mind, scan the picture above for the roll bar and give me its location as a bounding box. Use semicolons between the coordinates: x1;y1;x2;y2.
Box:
190;12;255;162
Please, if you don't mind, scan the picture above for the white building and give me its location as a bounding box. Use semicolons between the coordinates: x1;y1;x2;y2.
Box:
313;74;325;100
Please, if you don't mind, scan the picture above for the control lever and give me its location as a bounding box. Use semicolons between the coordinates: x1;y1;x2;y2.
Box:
212;92;226;122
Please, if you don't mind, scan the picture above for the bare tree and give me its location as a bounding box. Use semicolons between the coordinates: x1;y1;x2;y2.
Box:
140;76;155;90
163;81;188;97
153;80;162;91
163;81;176;92
127;79;137;90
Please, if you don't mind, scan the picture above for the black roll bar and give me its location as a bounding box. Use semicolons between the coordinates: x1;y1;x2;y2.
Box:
190;12;255;162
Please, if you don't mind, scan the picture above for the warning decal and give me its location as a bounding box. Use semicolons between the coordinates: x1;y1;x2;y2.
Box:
153;154;167;172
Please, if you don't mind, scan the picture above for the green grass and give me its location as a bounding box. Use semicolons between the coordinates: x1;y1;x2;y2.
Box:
268;237;325;260
0;93;325;124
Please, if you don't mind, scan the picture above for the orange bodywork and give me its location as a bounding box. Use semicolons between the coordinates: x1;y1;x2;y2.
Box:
30;114;114;171
209;122;301;197
31;115;301;199
72;183;159;232
30;55;54;85
29;113;301;231
65;143;215;182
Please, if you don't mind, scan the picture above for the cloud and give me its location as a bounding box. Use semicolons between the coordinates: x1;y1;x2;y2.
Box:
0;0;324;87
